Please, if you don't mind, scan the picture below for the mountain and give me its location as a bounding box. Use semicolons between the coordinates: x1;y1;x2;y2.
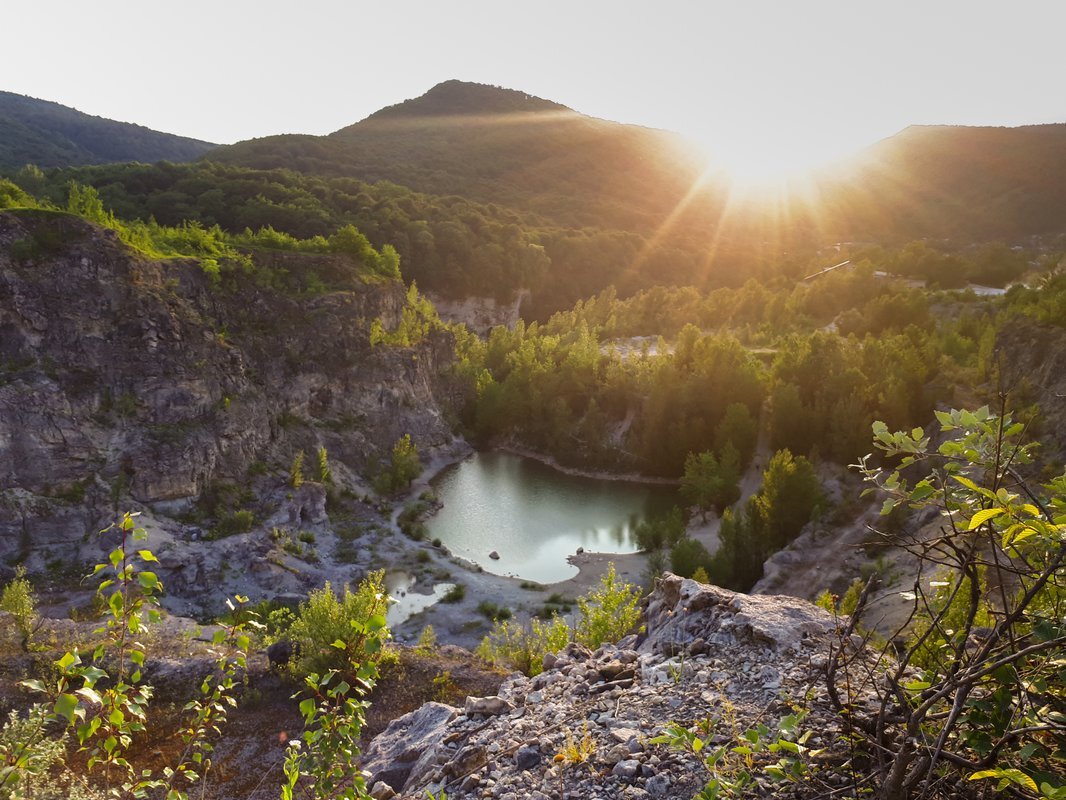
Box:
0;91;216;170
807;122;1066;241
208;80;720;233
209;80;1066;245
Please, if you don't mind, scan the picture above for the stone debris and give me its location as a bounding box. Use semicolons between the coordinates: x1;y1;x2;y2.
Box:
363;574;849;799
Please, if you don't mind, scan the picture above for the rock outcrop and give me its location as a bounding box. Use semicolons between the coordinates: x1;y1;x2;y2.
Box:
0;210;458;596
363;574;842;799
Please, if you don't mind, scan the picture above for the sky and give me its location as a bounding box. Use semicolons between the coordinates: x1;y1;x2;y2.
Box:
7;0;1066;179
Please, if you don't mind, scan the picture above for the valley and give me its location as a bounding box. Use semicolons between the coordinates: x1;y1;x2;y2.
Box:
0;78;1064;800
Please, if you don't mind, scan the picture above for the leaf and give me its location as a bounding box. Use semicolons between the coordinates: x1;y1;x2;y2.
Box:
137;571;159;591
967;508;1005;530
55;693;80;722
137;550;158;562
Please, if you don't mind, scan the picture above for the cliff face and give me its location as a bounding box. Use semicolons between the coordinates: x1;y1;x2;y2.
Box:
362;575;841;800
0;210;457;571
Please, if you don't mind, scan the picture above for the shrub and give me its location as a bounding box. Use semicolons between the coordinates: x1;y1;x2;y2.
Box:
476;615;570;676
574;563;643;649
441;584;466;603
834;407;1066;799
476;601;511;621
211;509;256;538
288;572;390;678
0;567;39;650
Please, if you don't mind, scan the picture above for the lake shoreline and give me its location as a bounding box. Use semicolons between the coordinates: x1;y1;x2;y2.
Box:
495;443;680;486
387;441;668;649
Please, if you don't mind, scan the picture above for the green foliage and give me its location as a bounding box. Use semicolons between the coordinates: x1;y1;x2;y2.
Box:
441;584;465;603
0;566;39;650
373;434;421;495
316;446;333;484
574;563;643;649
13;513;255;799
835;406;1066;799
651;710;814;799
670;537;714;579
476;600;511;621
681;444;742;515
748;449;822;553
709;451;822;591
287;573;390;679
281;611;387;800
369;284;441;347
476;615;570;676
416;624;437;653
480;564;641;673
634;506;687;551
210;508;257;539
290;450;305;489
0;706;105;800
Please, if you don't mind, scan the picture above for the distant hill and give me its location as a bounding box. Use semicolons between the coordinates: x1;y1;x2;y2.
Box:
807;123;1066;241
209;80;1066;244
0;91;216;170
208;80;721;232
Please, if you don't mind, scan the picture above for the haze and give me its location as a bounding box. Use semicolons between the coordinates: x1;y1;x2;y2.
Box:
8;0;1066;175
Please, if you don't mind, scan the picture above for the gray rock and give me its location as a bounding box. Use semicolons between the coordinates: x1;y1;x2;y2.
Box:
465;695;514;716
361;702;456;790
514;744;541;770
645;774;671;797
612;758;641;779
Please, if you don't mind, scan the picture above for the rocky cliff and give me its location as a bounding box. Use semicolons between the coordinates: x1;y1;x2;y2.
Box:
362;574;845;800
0;210;459;603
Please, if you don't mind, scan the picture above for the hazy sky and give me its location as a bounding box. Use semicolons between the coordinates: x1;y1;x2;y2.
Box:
7;0;1065;174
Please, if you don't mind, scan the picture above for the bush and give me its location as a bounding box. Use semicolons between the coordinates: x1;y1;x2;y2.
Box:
288;572;390;677
574;563;643;649
476;601;511;621
441;584;465;603
211;509;256;538
833;407;1066;799
476;615;570;676
373;434;422;495
0;567;39;650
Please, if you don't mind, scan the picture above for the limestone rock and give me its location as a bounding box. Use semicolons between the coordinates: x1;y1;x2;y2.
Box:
361;702;457;790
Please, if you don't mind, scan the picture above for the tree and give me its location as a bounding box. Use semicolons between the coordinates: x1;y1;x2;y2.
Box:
374;434;421;494
714;402;759;467
749;449;821;553
681;443;741;517
670;537;713;579
830;406;1066;800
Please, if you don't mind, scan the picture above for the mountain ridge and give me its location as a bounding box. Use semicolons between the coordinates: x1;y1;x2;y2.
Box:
0;90;217;169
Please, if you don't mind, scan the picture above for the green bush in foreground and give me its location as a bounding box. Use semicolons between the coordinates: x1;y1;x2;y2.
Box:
478;563;643;675
288;572;390;678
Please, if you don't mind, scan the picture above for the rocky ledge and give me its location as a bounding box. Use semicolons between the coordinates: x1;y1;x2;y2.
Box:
363;575;847;800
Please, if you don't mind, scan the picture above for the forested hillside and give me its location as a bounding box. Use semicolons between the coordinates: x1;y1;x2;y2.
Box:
0;91;216;169
208;80;1066;254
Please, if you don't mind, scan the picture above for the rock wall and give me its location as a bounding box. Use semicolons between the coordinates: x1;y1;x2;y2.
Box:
0;210;458;566
363;574;841;800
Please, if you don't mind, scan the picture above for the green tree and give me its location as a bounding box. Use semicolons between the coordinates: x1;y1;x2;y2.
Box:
714;402;759;467
681;444;742;517
749;449;821;552
670;537;713;579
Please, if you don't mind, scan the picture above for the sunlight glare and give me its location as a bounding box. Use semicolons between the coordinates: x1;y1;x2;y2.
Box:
694;126;848;189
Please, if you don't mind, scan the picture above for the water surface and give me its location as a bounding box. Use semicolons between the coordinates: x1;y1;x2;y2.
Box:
426;452;677;583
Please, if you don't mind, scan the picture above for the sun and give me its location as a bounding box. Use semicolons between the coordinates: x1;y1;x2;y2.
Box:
693;127;844;190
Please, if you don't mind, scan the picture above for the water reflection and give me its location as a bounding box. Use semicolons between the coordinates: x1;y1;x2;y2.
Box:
385;570;455;628
426;452;677;583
